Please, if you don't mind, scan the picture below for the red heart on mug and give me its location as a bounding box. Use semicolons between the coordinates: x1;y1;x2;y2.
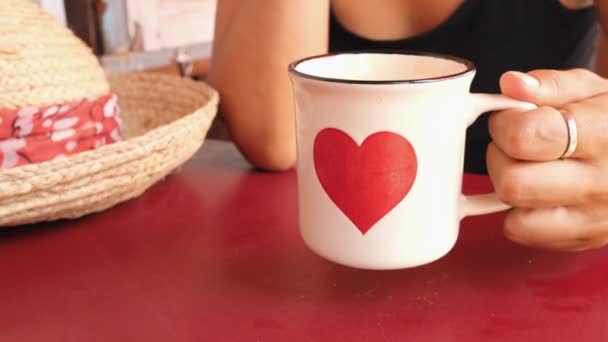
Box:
313;128;417;234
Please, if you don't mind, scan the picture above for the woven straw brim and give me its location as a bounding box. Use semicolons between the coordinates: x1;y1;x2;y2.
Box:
0;73;218;227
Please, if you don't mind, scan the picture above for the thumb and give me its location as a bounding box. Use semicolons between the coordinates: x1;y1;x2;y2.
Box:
499;69;608;107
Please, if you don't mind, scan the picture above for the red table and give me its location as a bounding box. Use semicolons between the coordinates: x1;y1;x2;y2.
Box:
1;140;607;341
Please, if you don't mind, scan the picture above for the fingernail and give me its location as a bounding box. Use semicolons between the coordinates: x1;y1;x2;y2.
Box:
512;71;539;88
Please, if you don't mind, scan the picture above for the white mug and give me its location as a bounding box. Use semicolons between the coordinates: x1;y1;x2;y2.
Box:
288;52;535;270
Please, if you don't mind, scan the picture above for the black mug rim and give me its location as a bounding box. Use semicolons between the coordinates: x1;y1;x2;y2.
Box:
288;51;476;85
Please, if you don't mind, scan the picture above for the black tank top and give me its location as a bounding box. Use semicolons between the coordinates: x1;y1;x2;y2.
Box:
329;0;598;174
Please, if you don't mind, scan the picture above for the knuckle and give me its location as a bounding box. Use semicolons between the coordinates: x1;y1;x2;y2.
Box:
567;69;608;94
583;208;608;239
536;109;565;146
531;69;563;92
582;190;602;205
488;114;501;139
546;72;563;93
495;168;531;206
588;189;608;204
502;107;564;159
503;212;529;244
585;169;608;202
569;68;595;80
502;116;539;158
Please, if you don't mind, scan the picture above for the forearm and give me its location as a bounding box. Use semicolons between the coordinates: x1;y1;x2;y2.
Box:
207;0;330;170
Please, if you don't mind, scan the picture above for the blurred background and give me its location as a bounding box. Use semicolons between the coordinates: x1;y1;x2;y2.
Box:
32;0;217;79
29;1;607;83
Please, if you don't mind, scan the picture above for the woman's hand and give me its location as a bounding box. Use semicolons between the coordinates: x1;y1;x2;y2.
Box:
488;68;608;251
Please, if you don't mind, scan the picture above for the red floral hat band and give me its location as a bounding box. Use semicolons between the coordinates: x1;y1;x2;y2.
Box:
0;94;122;169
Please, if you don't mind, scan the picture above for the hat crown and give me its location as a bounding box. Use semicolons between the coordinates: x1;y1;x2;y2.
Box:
0;0;109;110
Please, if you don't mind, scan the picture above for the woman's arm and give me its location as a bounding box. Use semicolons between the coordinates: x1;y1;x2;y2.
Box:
207;0;330;171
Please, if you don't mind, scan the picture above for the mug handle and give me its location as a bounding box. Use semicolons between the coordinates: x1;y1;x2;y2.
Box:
459;94;537;219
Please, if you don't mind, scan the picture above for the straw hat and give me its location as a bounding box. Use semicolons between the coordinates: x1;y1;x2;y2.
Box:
0;0;218;226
